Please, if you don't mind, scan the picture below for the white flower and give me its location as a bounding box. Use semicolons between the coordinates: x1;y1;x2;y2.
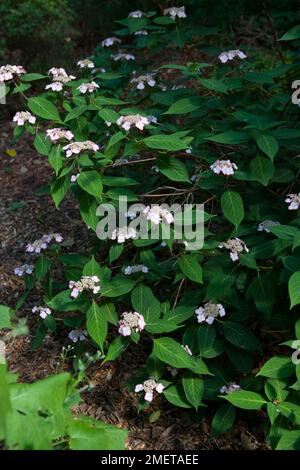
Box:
78;81;99;94
111;227;137;243
163;6;186;19
195;302;226;325
135;378;165;402
63;140;99;158
45;82;63;92
14;264;34;277
130;73;156;90
182;344;193;356
101;37;121;47
25;233;63;253
257;220;280;233
112;52;135;61
13;111;36;126
117;114;149;131
220;383;241;394
123;264;149;275
118;311;146;336
210;159;238;176
69;275;100;298
218;50;247;63
77;59;95;69
134;30;148;36
219;238;249;261
32;306;52;319
143;205;174;225
46;128;74;142
70;173;80;182
48;67;76;83
285;193;300;210
128;10;144;18
68;329;88;343
0;65;26;82
147;115;157;124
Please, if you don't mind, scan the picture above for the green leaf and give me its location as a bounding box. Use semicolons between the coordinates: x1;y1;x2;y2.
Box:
77;171;103;198
143;134;189;151
198;325;216;356
211;404;236;437
98;108;120;123
153;337;210;374
249;155;275;186
49;145;63;175
109;245;124;264
102;336;130;364
255;134;279;161
21;73;46;81
221;190;244;229
87;301;107;351
79;193;99;230
200;78;228;93
102;277;135;297
164;97;201;115
178;255;203;283
157;156;190;182
34;133;51;156
222;390;267;410
69;417;127;450
35;256;51;281
163;385;192;408
223;321;261;351
257;356;294;378
279;25;300;41
182;371;204;409
64;105;87;123
83;255;102;278
106;131;126;151
205;131;249;144
131;285;160;323
289;271;300;308
50;175;70;208
28;97;61;122
0;305;12;329
276;431;300;450
101;303;118;325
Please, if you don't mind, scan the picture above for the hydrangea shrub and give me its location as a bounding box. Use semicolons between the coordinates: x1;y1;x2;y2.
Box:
4;6;300;449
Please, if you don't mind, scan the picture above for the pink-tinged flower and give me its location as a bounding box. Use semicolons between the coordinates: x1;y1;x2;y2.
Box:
116;114;150;131
210;159;238;176
32;306;52;319
0;65;26;82
25;233;63;253
77;59;95;69
135;378;165;402
69;276;100;298
195;302;226;325
130;73;156;90
257;220;280;233
220;383;241;394
163;6;187;19
68;329;88;343
46;128;74;142
13;111;36;126
63;140;99;157
70;173;80;182
48;67;76;83
128;10;144;18
111;227;137;243
101;37;121;47
45;82;63;92
78;81;99;94
118;311;146;336
285;193;300;210
14;264;34;277
112;52;135;61
218;238;249;261
143;205;174;225
218;50;247;63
